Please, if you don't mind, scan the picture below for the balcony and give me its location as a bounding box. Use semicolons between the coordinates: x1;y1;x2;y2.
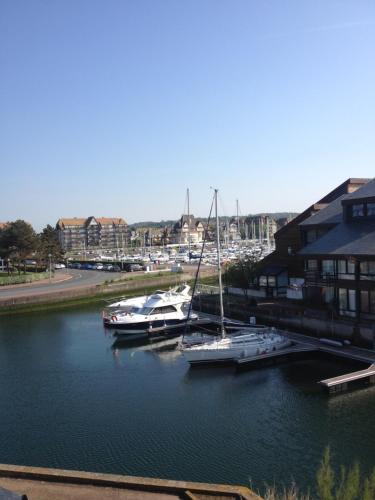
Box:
304;270;337;287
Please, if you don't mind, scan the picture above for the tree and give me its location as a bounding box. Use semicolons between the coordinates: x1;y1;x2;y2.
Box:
38;224;63;262
0;220;38;269
223;256;261;298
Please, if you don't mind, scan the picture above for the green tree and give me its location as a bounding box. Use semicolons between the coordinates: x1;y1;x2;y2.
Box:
223;256;260;298
0;220;38;271
38;224;63;262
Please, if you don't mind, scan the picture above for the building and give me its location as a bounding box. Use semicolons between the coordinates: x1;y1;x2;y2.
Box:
299;178;375;321
253;178;370;297
56;217;127;252
171;215;204;244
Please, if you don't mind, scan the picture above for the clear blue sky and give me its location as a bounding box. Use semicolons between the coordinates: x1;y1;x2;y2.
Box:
1;0;374;230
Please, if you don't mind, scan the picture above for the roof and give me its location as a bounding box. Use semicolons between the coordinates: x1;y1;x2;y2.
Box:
317;178;370;204
259;265;287;276
96;217;126;225
299;221;375;256
341;177;375;203
299;195;347;227
57;218;87;227
57;217;126;228
174;215;202;230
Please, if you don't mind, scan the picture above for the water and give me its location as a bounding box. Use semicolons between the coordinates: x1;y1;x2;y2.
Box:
1;305;375;494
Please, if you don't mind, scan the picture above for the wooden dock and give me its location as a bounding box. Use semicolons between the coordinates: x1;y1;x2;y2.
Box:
319;364;375;394
236;345;317;370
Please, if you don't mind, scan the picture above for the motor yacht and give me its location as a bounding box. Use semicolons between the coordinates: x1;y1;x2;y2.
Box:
104;285;196;335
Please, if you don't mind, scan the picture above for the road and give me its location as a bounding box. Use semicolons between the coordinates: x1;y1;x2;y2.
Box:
0;269;125;300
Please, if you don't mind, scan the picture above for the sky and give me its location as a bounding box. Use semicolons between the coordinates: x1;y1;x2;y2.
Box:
1;0;374;230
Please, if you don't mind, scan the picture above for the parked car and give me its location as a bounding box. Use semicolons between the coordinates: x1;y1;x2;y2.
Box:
128;263;143;272
54;263;66;269
94;263;104;270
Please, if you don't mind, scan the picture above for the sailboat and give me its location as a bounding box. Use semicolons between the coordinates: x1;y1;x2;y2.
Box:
179;189;291;365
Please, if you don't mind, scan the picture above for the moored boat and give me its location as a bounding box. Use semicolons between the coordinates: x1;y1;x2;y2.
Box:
179;188;291;365
104;285;197;335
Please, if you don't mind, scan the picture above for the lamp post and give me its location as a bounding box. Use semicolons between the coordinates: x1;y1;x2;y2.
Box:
48;253;52;283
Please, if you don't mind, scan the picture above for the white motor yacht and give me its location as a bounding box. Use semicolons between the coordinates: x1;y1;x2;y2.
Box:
102;284;191;321
104;285;196;335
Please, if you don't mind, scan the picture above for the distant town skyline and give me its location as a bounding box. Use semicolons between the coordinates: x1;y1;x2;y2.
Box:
1;1;374;230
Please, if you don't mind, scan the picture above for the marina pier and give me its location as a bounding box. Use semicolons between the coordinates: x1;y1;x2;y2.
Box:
236;328;375;394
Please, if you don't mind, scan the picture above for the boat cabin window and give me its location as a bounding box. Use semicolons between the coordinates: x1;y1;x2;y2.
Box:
138;306;153;315
150;305;178;315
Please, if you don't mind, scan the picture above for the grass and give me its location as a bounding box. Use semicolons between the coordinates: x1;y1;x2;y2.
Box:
106;270;173;284
0;275;196;316
0;272;50;286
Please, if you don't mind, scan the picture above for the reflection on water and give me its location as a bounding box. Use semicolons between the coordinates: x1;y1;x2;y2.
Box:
0;304;375;494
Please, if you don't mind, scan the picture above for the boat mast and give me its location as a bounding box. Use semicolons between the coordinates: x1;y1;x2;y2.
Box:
236;199;239;239
187;187;191;262
215;189;225;337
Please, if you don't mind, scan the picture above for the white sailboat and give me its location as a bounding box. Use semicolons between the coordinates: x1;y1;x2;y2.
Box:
180;188;291;365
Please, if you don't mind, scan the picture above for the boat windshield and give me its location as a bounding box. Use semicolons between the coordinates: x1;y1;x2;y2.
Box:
137;306;154;315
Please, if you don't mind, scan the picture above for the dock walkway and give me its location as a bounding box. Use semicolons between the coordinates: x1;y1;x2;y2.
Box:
319;364;375;394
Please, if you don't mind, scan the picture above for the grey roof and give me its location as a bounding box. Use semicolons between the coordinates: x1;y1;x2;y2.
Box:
260;265;287;275
299;221;375;256
299;195;347;227
341;177;375;202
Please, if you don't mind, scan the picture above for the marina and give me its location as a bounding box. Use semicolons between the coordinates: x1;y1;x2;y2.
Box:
1;303;375;495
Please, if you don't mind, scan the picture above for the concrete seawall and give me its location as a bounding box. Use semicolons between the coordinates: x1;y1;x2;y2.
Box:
0;463;260;499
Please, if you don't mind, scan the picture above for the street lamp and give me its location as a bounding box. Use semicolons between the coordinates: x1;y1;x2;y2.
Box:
48;253;52;283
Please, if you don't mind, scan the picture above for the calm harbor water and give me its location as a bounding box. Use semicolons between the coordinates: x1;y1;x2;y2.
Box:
1;305;375;494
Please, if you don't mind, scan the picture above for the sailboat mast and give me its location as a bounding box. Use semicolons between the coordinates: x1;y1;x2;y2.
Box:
187;188;191;261
236;199;239;239
215;189;225;337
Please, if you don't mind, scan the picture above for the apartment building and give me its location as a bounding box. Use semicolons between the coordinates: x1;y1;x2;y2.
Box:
56;217;127;251
300;178;375;321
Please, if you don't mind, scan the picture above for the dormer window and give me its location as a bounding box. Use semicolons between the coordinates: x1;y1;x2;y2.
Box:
352;204;364;217
367;203;375;216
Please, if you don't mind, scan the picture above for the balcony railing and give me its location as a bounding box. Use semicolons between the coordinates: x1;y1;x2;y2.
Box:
304;270;337;286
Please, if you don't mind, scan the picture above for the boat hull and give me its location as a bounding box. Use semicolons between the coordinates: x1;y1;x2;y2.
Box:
111;319;191;336
183;338;292;365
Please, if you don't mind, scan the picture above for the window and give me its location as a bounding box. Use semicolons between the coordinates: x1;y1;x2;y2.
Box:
306;259;318;271
360;261;375;280
367;203;375;216
360;290;375;315
322;287;334;304
352;204;364;217
339;288;356;317
361;291;369;312
322;260;335;276
259;276;276;287
337;259;355;279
